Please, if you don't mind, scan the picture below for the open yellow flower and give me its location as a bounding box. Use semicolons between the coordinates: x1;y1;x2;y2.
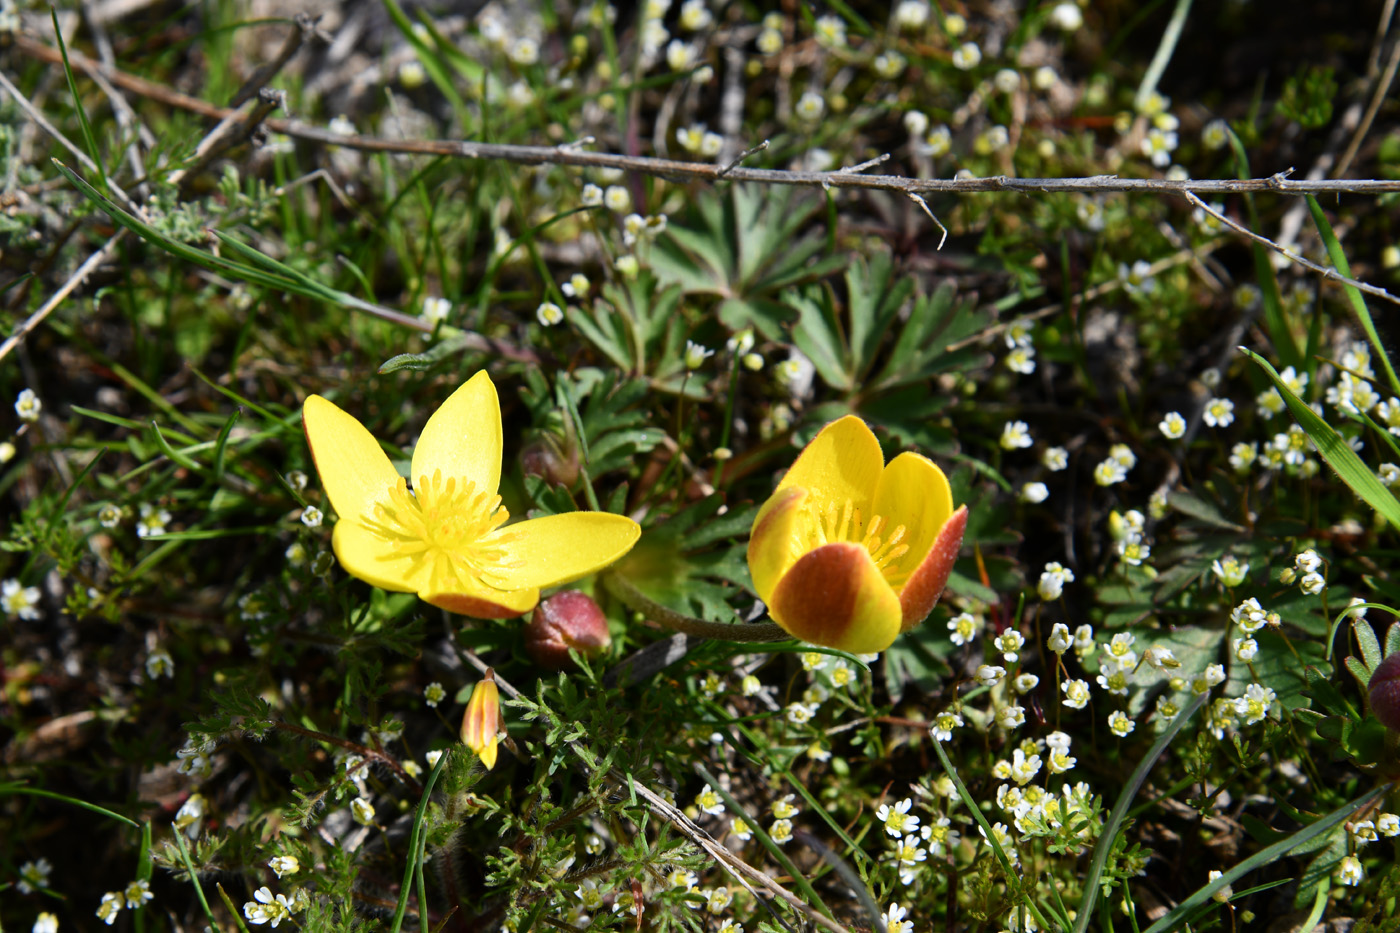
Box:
747;415;968;654
303;371;640;618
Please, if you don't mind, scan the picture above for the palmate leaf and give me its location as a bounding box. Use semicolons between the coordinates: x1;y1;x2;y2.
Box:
614;494;755;622
1242;348;1400;530
650;184;845;338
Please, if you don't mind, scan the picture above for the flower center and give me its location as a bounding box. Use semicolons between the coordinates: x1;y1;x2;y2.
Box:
798;498;910;586
363;469;519;587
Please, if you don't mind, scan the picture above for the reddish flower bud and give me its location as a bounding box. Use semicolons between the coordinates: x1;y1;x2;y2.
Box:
520;432;580;488
1369;652;1400;731
525;590;612;670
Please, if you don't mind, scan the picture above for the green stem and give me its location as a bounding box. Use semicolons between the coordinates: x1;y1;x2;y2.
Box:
603;572;792;643
1134;0;1194;113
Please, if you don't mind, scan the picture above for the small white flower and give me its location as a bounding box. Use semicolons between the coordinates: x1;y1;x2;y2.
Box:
603;185;631;213
948;612;979;646
1119;260;1156;298
1093;458;1127;486
813;14;846;48
1203;397;1235;428
1042;446;1069;471
951;41;982;70
1299;571;1326;595
136;502;171;538
423;682;446;708
684;340;715;370
994;630;1025;662
1336;855;1364;886
509;37;539;65
1050;2;1083;30
420;297;452;325
976;664;1007;687
694;783;725;816
146;649;175;679
1000;421;1033;450
930;709;964;741
795;91;826;122
269;856;300;878
894;0;930;29
997;704;1026;729
1159;412;1186;439
350;797;376;825
885;903;914;933
15;388;41;422
1212;555;1249;587
1047;623;1072;654
876;798;920;838
96;893;123;925
785;701;813;725
1202;118;1229;150
1062;678;1090;709
17;859;53;894
300;506;323;528
770;817;794;844
1005;346;1036;374
1107;710;1135;737
1019;481;1049;504
536;302;564;327
123;880;154;909
2;578;42;620
581;183;604;207
33;913;58;933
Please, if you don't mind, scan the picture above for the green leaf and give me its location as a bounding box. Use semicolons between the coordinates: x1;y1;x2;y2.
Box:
1242;347;1400;529
1307;195;1400;394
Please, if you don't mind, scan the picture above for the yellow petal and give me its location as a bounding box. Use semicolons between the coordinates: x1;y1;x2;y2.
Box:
775;415;884;520
460;672;502;770
332;518;428;593
303;395;400;521
898;505;967;631
423;582;540;619
481;512;642;590
767;542;903;654
411;371;504;496
871;451;953;579
747;485;808;603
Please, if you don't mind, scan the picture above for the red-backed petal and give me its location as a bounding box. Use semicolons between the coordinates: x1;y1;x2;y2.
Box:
747;485;808;604
768;542;903;654
898;505;968;632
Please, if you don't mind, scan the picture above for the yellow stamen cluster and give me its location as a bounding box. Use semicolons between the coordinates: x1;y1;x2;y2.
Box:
797;498;911;585
364;469;519;586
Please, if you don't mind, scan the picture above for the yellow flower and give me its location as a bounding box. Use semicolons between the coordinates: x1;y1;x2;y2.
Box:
460;669;502;769
303;371;640;617
747;415;967;654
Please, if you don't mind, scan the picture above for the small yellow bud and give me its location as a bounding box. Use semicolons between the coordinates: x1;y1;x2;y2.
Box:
460;670;503;769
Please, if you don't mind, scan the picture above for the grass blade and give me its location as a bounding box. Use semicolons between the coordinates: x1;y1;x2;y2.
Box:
1073;691;1207;933
1306;195;1400;395
1140;784;1388;933
1242;347;1400;529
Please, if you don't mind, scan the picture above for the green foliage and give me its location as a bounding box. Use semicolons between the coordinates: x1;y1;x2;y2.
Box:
8;5;1400;933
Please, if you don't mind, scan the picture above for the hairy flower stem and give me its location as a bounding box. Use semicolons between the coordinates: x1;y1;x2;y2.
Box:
603;572;792;643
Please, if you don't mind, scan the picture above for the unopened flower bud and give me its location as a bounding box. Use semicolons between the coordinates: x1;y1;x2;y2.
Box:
460;669;503;769
520;433;580;488
525;590;612;669
1369;652;1400;731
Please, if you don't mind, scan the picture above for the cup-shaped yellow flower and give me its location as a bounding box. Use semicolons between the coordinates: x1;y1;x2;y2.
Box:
748;415;968;654
303;371;641;618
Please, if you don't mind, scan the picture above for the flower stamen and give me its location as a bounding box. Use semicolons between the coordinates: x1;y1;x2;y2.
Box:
363;469;521;587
